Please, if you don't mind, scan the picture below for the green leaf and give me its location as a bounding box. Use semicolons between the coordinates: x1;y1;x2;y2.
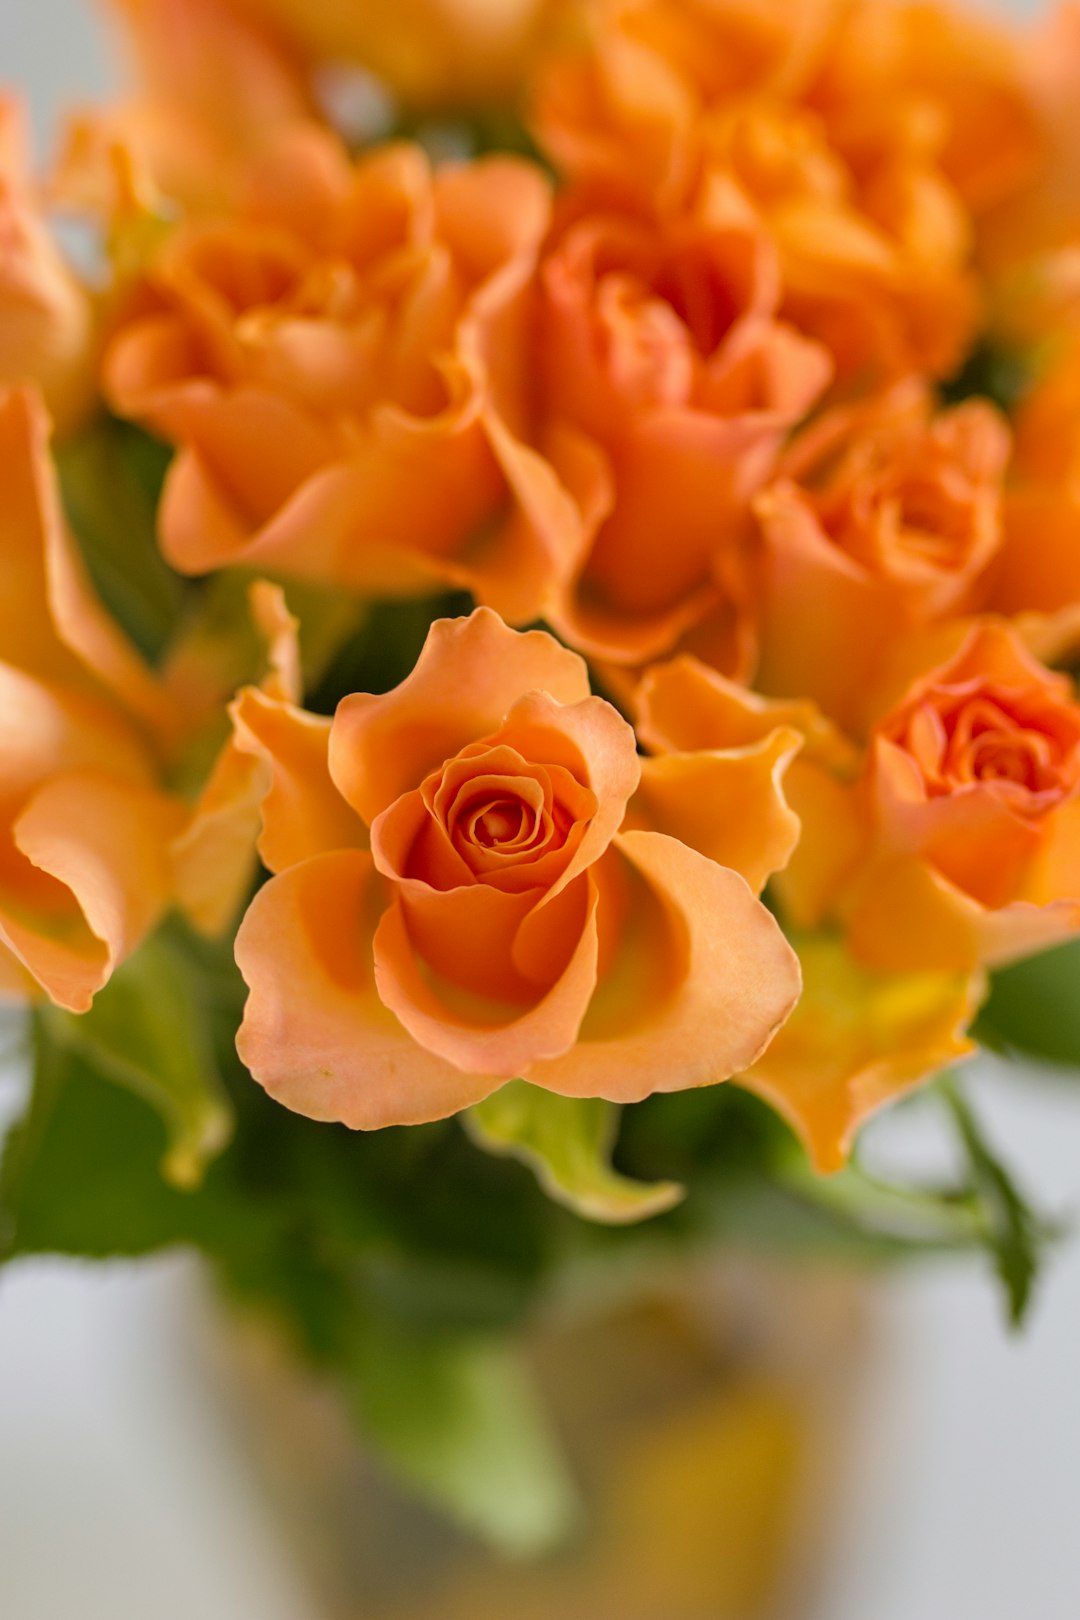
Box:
42;933;233;1188
348;1320;580;1557
940;1075;1055;1328
976;939;1080;1070
466;1082;683;1225
1;1040;242;1260
56;415;188;664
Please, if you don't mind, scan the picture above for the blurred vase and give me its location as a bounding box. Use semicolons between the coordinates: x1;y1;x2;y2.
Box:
204;1259;869;1620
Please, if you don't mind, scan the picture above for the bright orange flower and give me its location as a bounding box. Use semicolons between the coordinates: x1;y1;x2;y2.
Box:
755;383;1010;733
845;622;1080;971
533;0;986;380
232;608;800;1127
0;99;94;434
0;387;183;1010
104;128;555;614
513;176;830;669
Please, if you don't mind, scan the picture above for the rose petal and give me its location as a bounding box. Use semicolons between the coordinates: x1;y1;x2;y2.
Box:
329;608;592;824
231;685;366;872
372;874;599;1076
525;828;801;1102
235;849;498;1128
741;936;984;1173
4;769;181;1011
630;733;803;894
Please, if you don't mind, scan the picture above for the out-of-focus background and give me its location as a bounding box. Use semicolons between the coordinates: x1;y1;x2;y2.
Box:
1;2;1079;1616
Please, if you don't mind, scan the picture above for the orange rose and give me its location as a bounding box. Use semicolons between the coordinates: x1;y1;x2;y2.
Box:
0;387;183;1009
845;621;1080;972
755;383;1010;733
0;99;94;434
514;176;830;669
533;0;981;380
232;608;800;1127
104;128;556;614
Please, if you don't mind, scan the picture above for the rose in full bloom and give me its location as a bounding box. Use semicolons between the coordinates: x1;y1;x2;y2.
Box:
0;386;182;1008
104;127;557;614
232;608;800;1127
513;176;830;670
754;383;1011;732
532;0;1009;381
842;622;1080;972
0;99;94;432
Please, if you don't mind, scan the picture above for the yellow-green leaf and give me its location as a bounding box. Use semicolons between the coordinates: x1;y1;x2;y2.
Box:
466;1082;682;1225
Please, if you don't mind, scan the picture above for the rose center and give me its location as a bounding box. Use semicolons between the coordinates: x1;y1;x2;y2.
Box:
473;799;528;848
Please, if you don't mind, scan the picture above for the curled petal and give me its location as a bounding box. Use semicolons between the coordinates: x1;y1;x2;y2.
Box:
630;734;803;895
526;829;801;1103
329;608;592;824
372;876;600;1077
0;386;174;738
2;770;181;1011
741;936;984;1173
235;850;501;1127
230;686;366;872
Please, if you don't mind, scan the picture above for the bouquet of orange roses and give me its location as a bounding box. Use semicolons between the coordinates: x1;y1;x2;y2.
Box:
3;0;1080;1548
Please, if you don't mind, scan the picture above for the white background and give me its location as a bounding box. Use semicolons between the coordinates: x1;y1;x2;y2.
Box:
1;2;1078;1617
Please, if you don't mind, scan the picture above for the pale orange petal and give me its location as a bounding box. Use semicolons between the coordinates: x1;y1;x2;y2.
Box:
631;735;802;895
235;849;501;1127
525;829;801;1103
372;876;600;1077
329;608;592;824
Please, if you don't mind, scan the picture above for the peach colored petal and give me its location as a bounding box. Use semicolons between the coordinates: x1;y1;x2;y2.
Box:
630;733;802;895
741;936;984;1173
0;661;155;804
0;387;174;739
770;757;868;929
846;853;1080;973
329;608;592;824
636;654;855;767
5;769;181;1011
372;875;600;1077
230;687;367;873
525;829;801;1103
235;849;504;1127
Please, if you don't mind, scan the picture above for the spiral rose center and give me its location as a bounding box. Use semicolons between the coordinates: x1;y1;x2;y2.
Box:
471;798;531;849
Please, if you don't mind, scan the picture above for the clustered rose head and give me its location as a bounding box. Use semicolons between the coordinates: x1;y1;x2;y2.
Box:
232;609;801;1127
8;0;1080;1184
